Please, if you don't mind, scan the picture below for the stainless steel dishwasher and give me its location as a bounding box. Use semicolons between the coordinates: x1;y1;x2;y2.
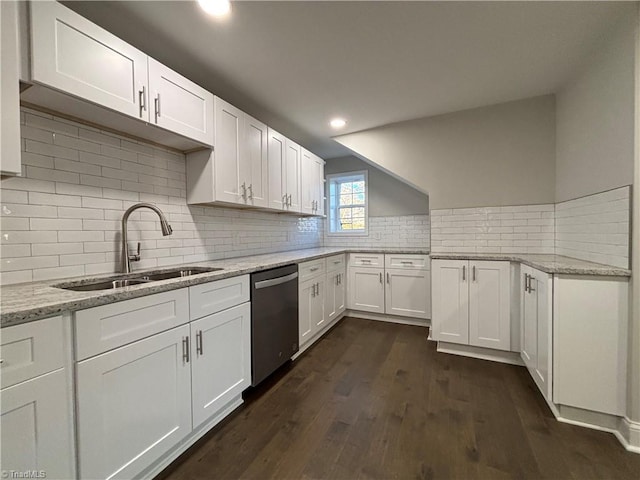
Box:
250;264;299;386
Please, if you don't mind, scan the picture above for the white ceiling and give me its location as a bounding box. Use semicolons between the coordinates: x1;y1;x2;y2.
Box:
63;1;633;159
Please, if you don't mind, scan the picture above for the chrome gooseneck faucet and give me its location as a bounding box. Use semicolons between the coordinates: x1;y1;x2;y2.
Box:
121;203;173;273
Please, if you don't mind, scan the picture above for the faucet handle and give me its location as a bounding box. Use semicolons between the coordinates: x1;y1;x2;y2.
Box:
129;242;141;263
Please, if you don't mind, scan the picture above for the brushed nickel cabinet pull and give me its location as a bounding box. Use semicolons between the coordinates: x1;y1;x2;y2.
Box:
196;330;203;355
182;336;190;363
379;272;383;283
139;86;146;117
472;265;476;282
386;272;390;284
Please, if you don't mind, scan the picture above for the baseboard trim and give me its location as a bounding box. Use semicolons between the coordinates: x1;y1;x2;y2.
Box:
138;396;244;479
436;341;524;366
345;310;430;327
618;416;640;453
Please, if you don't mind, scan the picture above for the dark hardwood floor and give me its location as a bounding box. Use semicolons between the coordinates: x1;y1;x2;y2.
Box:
159;317;640;480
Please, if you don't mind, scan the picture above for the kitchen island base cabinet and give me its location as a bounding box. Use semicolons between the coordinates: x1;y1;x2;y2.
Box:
76;325;192;480
0;369;74;479
190;302;251;428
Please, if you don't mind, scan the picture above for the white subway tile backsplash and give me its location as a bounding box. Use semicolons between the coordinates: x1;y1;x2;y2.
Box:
0;108;323;285
323;215;430;249
555;186;630;268
431;204;555;255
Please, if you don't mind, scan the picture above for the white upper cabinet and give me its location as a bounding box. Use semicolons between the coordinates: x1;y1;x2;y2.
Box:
26;1;214;149
31;0;149;121
214;97;243;204
300;149;326;216
1;0;22;176
148;58;214;146
285;139;302;212
267;129;301;213
267;128;287;210
187;98;268;207
242;114;269;208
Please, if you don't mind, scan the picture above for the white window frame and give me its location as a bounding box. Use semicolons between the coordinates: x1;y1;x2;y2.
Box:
326;170;369;237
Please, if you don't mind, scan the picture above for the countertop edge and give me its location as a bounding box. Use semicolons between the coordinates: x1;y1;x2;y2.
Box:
1;247;429;327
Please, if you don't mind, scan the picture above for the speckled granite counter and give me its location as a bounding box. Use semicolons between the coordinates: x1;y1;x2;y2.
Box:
0;247;429;327
430;253;631;277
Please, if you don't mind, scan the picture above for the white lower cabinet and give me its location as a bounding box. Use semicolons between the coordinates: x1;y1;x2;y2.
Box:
74;276;251;479
521;265;553;401
348;266;385;313
299;275;326;347
385;268;430;319
0;316;74;478
432;260;511;351
1;369;74;478
190;302;251;428
348;254;431;319
325;268;346;322
76;324;192;480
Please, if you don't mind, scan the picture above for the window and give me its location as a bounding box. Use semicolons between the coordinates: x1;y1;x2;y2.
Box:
327;171;368;235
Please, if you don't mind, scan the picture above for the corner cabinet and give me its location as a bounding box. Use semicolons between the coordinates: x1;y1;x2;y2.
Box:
432;259;510;351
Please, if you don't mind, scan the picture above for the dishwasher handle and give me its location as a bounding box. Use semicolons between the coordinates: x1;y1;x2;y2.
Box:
254;271;299;290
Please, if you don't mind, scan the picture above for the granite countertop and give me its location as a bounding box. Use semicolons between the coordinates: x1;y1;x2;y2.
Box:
0;247;430;327
429;253;631;277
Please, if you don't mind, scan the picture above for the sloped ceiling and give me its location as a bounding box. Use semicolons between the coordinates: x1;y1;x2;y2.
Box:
64;1;632;159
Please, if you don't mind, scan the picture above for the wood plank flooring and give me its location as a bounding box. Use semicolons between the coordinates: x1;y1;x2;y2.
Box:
159;317;640;480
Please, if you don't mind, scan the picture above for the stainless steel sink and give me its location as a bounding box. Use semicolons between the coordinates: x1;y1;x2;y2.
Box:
137;267;224;281
54;266;224;291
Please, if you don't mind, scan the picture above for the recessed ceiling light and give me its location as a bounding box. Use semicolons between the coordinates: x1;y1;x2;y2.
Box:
198;0;231;17
330;118;347;129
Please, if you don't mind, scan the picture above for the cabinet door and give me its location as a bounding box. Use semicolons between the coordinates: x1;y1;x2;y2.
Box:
385;268;430;319
31;1;148;121
1;0;21;175
285;139;301;211
521;266;538;369
314;155;325;216
313;277;327;332
1;369;74;479
267;128;287;210
325;272;338;322
214;97;243;204
299;279;316;346
431;260;469;344
191;303;251;428
468;261;511;351
300;149;315;214
148;58;214;146
242;114;269;208
336;269;346;315
76;325;192;480
348;267;385;313
532;270;552;399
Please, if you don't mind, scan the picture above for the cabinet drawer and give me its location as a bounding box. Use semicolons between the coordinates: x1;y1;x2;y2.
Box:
75;289;189;360
298;259;325;282
1;316;65;388
385;254;430;270
325;254;346;273
189;275;250;321
348;253;384;268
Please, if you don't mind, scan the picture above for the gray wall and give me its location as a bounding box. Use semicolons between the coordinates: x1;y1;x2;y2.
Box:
555;13;636;202
334;95;556;210
324;155;429;216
